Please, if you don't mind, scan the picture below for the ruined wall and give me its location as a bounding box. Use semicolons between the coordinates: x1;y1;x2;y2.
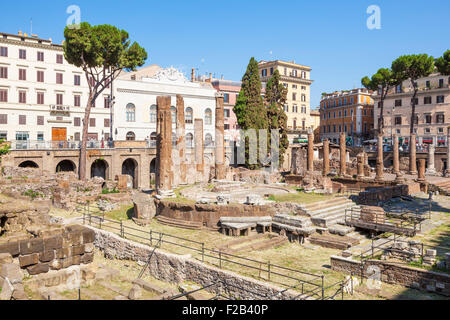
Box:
156;200;276;228
330;255;450;296
357;183;421;206
90;226;301;300
0;225;94;276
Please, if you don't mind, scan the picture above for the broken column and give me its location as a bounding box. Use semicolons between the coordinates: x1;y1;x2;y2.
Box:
194;118;204;174
446;128;450;177
409;133;417;175
418;159;426;182
339;132;346;176
323;139;330;176
215;93;226;180
307;133;314;171
176;95;186;184
156;96;174;196
357;153;364;178
363;152;369;177
375;133;384;182
426;143;436;175
393;134;404;183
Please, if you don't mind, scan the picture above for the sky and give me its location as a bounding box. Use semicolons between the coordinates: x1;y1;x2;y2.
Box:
1;0;449;107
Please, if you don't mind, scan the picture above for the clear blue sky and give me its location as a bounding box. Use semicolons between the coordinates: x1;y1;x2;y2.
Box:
1;0;449;107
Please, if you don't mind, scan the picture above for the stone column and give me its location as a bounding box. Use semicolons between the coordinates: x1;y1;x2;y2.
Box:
323;139;330;176
375;133;384;181
418;159;426;182
363;152;369;177
156;96;174;195
357;153;364;178
194;118;204;174
176;95;186;184
307;133;314;171
339;132;346;176
446;128;450;177
409;133;417;175
393;134;404;183
426;143;436;175
215;93;226;180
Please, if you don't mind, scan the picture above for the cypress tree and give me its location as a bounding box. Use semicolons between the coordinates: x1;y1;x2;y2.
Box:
234;57;268;169
265;69;289;166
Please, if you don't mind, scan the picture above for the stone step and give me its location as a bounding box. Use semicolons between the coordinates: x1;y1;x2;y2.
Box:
328;225;355;236
301;197;350;211
306;202;356;217
156;216;203;230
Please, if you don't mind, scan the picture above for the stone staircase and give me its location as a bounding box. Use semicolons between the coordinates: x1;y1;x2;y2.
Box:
156;215;203;230
431;180;450;196
300;197;359;232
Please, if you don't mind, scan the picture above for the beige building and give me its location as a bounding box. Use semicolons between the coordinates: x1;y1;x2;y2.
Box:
258;60;314;142
373;73;450;147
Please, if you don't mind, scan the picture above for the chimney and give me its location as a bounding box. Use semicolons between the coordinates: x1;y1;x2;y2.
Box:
191;68;195;82
18;30;23;36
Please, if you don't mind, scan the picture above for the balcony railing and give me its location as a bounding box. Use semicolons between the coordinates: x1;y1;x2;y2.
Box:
10;140;112;150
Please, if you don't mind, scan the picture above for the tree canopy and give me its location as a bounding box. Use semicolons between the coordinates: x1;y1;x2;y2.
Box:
436;50;450;75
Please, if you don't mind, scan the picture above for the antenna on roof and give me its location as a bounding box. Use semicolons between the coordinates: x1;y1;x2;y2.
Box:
30;18;32;35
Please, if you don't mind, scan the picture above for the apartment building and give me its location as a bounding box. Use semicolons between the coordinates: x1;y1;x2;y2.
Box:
373;73;450;148
319;88;374;146
258;60;314;142
0;31;111;147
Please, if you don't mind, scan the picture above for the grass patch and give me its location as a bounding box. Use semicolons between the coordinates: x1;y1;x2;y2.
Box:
104;205;134;221
267;191;335;204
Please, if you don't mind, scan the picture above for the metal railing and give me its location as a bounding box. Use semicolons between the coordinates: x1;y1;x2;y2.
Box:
78;203;331;299
10;140;113;150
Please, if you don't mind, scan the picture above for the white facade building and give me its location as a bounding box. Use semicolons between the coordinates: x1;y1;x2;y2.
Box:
114;67;217;146
0;31;111;148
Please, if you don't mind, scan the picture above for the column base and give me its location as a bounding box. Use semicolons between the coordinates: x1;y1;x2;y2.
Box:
426;168;437;176
155;189;176;199
408;171;418;175
394;173;406;183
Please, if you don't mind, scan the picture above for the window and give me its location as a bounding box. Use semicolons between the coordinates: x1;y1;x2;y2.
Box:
437;95;444;104
56;54;63;64
37;116;44;126
150;105;157;123
74;132;80;141
126;132;135;141
19;91;26;103
56;94;63;105
0;89;7;102
205;108;212;125
292;93;296;101
89;118;96;127
56;73;63;84
292;84;297;89
37;51;44;62
395;99;402;107
284;105;289;112
426;81;430;88
126;103;136;122
292;69;297;77
0;47;7;57
104;96;109;108
0;132;7;140
74;95;81;107
293;119;297;129
150;132;157;146
74;75;81;86
293;105;298;113
224;109;230;118
425;114;432;124
261;69;267;77
0;114;7;124
395;116;402;125
16;132;29;142
19;69;26;80
37;132;44;141
19;115;26;125
171;106;176;125
185;133;193;148
0;67;7;79
424;96;432;104
301;94;306;102
19;49;26;59
205;133;213;146
37;92;44;105
395;85;402;93
224;93;229;103
74;117;81;126
185;107;193;124
436;114;444;124
104;119;110;127
413;97;419;105
439;79;444;88
37;70;44;82
425;128;431;133
413;115;419;125
270;67;273;75
224;124;230;130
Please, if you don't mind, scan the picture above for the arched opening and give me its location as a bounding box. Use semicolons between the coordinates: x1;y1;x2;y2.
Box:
150;105;157;123
19;161;39;168
126;103;136;122
205;108;212;125
126;131;136;141
122;158;138;189
186;133;193;148
56;160;76;173
91;159;109;180
150;158;156;187
205;133;213;147
171;106;177;126
185;107;193;124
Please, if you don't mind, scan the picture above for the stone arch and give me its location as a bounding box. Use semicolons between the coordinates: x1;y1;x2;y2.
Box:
56;160;76;173
150;157;156;187
126;131;136;141
19;160;39;168
91;159;109;180
122;158;139;189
